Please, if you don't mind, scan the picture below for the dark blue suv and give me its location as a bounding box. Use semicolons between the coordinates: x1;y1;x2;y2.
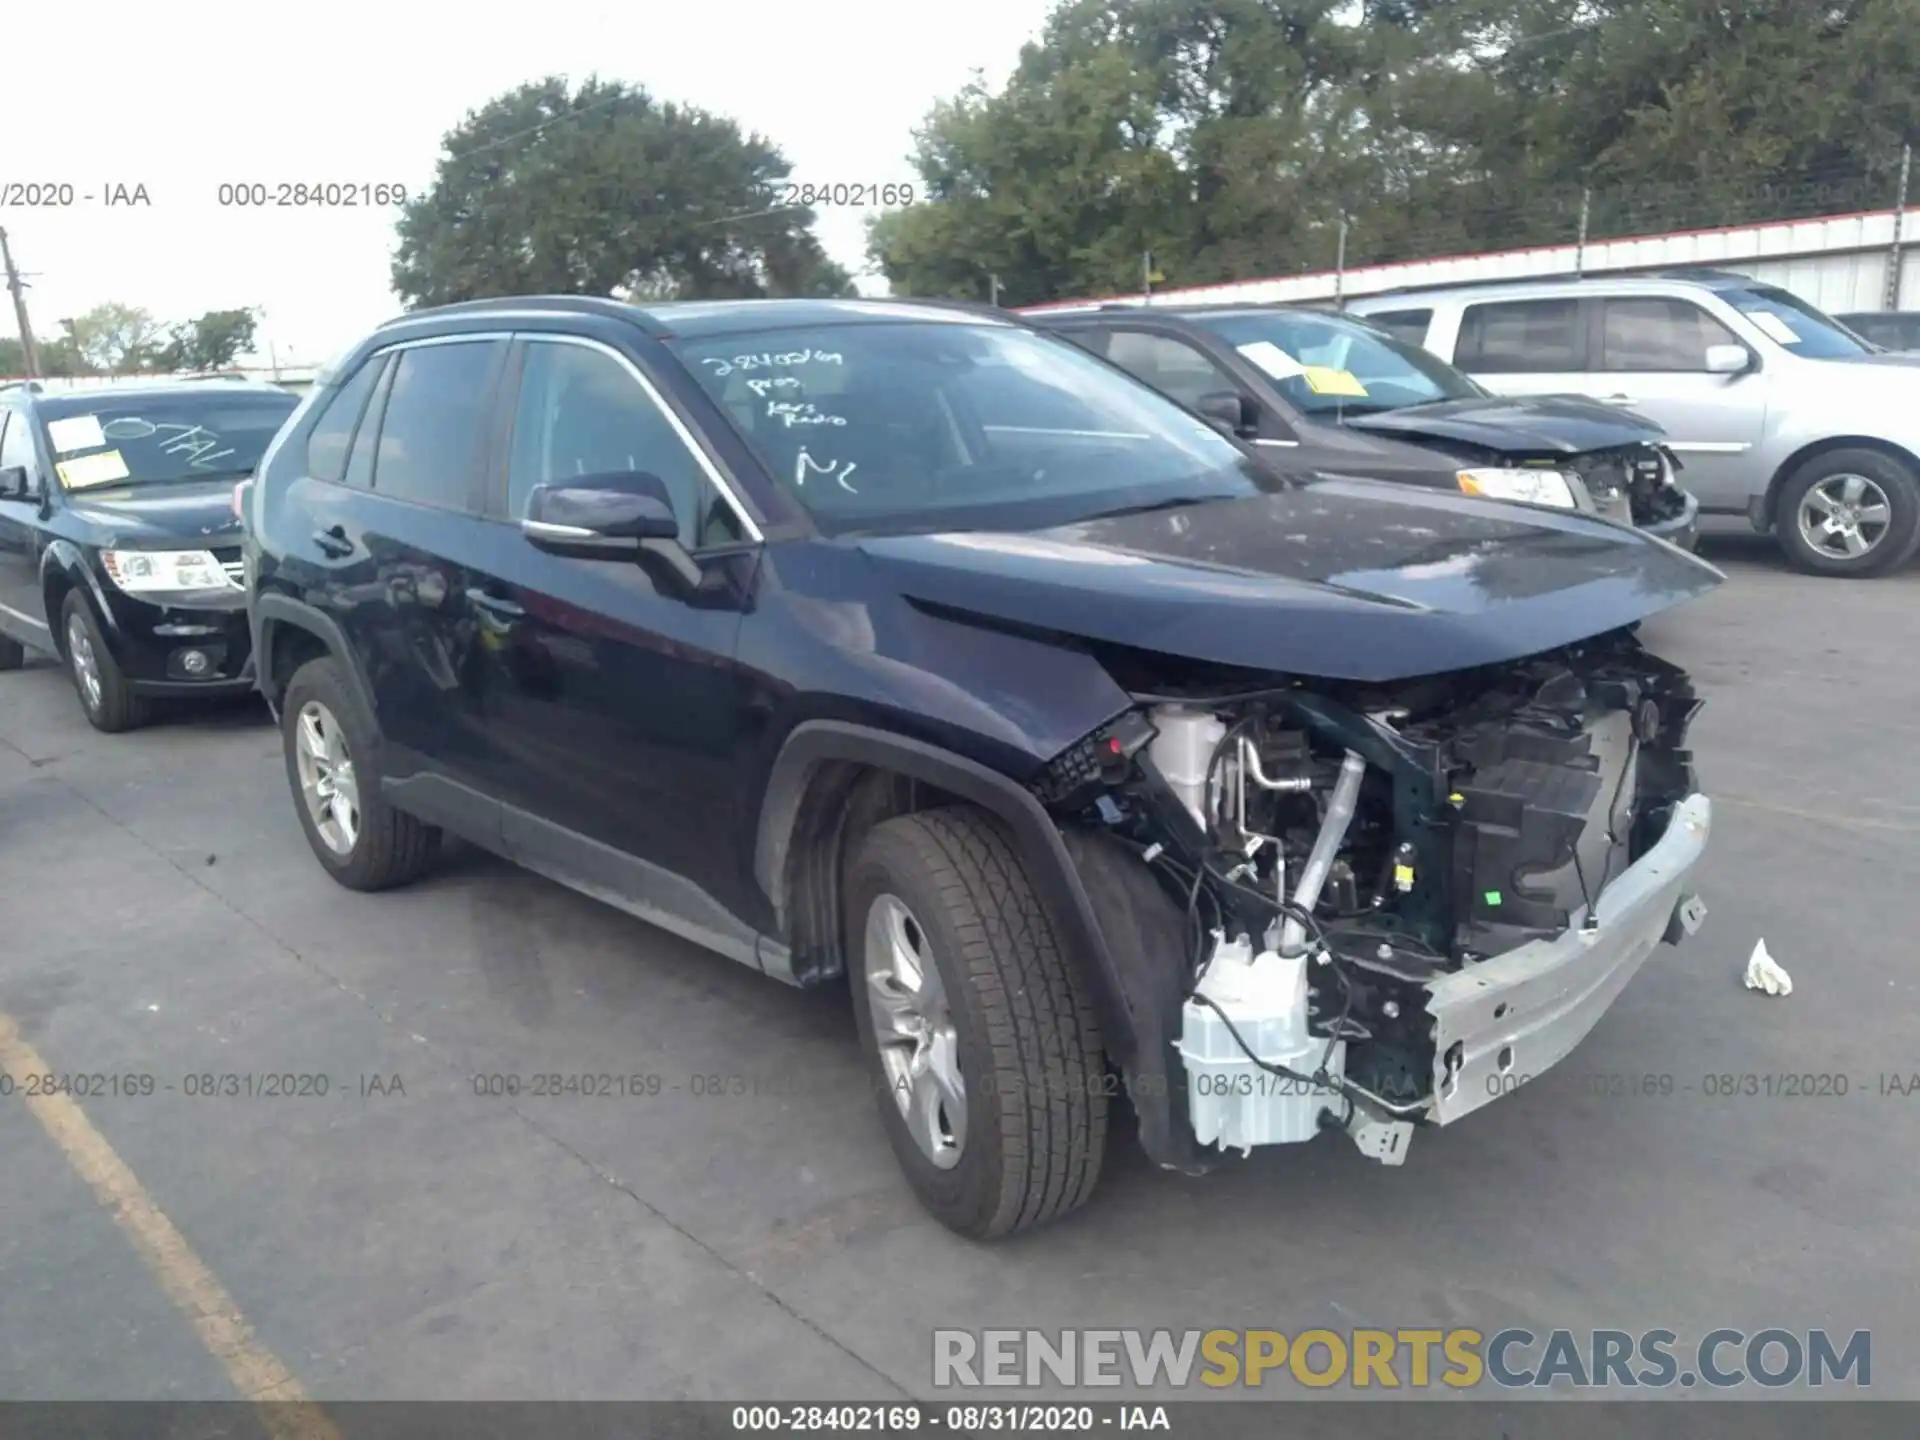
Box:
244;296;1719;1238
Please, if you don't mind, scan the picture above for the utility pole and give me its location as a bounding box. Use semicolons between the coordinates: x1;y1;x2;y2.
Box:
1575;188;1592;279
988;273;1001;307
0;227;42;379
1886;144;1912;311
1334;213;1349;308
1143;251;1153;301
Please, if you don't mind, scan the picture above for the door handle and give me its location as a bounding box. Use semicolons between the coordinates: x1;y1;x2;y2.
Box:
312;525;352;558
470;591;525;619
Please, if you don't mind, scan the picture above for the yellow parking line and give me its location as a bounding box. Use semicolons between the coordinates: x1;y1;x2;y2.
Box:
0;1012;342;1440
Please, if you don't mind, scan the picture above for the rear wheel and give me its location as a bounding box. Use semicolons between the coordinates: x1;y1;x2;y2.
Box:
61;591;152;732
845;807;1108;1240
281;655;441;890
1775;448;1920;577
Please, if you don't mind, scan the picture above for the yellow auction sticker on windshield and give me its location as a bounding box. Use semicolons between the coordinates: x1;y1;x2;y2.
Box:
1300;366;1368;397
56;449;132;489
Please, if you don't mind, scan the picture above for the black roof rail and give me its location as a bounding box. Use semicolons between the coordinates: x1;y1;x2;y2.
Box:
380;294;670;336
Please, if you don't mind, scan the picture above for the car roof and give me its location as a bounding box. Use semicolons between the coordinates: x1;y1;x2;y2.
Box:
1350;269;1767;307
1032;302;1352;324
383;294;1016;341
26;379;300;418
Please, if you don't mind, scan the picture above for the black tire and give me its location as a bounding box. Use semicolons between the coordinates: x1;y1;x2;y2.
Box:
0;633;24;671
844;807;1108;1240
60;590;153;733
281;655;440;890
1774;448;1920;577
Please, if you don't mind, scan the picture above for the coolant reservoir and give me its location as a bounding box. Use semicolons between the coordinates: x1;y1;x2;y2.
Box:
1148;706;1227;831
1177;934;1345;1155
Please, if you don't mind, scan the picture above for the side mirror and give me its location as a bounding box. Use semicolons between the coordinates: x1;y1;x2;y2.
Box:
0;465;29;500
1195;390;1256;436
521;471;703;590
1704;344;1753;376
522;472;680;557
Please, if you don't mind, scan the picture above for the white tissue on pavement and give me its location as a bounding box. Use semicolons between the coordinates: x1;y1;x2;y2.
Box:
1743;938;1792;997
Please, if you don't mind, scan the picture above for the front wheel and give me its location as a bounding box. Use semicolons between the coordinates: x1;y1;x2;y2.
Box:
1775;449;1920;577
845;807;1109;1240
61;591;151;732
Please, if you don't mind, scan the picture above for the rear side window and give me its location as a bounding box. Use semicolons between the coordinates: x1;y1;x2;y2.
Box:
1597;298;1739;372
1363;309;1433;347
369;341;503;510
1456;299;1584;372
304;357;385;484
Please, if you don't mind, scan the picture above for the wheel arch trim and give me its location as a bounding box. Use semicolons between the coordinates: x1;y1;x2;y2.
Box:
252;593;378;731
1760;435;1920;530
755;719;1140;1062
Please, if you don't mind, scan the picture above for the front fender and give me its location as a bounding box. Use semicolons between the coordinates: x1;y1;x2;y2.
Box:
755;720;1143;1064
40;542;118;651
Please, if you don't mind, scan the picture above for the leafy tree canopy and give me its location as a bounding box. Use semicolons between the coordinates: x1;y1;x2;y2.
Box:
871;0;1920;302
393;76;855;307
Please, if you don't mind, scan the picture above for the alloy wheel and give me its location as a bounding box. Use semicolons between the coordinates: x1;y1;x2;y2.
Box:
66;612;103;712
864;893;968;1169
1797;473;1892;560
294;700;360;855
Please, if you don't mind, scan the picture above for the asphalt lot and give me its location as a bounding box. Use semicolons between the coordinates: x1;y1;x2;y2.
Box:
1;523;1916;1406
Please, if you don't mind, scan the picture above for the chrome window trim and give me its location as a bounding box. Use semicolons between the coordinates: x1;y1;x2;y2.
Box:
510;332;765;545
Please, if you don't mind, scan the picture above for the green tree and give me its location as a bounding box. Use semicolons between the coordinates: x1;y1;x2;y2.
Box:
870;0;1920;301
150;308;261;373
392;77;853;306
0;334;90;377
59;303;164;373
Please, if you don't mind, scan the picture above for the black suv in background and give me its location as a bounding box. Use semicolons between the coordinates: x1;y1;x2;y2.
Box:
1029;303;1700;548
245;296;1718;1239
0;378;301;730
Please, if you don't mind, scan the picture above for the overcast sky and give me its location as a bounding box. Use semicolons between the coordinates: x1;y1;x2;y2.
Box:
3;0;1050;369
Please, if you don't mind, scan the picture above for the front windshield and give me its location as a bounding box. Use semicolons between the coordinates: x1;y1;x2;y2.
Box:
42;389;301;490
1190;310;1485;417
672;320;1270;535
1726;286;1872;359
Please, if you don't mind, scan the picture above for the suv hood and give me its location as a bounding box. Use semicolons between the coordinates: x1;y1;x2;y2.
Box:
857;479;1720;683
59;476;243;546
1341;394;1664;455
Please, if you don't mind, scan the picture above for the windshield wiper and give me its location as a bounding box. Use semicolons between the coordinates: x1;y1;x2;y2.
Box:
1082;494;1237;521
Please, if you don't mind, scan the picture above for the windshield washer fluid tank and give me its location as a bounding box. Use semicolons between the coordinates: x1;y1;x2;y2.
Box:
1178;933;1345;1156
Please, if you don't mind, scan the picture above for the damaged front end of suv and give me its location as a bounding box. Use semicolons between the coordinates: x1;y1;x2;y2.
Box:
1032;627;1711;1174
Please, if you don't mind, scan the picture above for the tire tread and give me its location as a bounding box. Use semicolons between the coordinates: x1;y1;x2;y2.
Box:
868;807;1107;1237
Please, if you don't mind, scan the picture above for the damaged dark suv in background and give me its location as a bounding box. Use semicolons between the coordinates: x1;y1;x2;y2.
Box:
1030;302;1701;549
245;296;1721;1240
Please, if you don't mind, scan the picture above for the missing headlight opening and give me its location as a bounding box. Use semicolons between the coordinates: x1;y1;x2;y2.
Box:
1036;628;1706;1170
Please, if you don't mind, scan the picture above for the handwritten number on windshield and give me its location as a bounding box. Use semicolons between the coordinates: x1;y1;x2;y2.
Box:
153;423;238;469
701;349;845;379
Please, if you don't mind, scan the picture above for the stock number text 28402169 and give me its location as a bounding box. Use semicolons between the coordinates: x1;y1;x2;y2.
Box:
779;183;917;208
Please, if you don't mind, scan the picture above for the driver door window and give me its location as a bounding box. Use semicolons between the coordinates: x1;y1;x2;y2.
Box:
1104;331;1236;409
507;340;739;549
0;409;38;481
